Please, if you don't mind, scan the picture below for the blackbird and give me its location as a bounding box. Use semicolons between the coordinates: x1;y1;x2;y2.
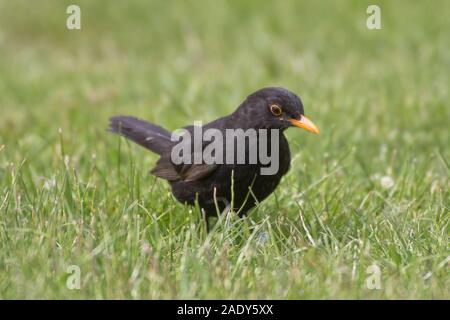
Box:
109;87;319;224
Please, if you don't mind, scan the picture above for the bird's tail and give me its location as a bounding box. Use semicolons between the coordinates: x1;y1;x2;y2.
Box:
109;116;173;155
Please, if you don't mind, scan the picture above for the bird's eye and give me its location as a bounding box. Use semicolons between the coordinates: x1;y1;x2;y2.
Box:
269;104;282;116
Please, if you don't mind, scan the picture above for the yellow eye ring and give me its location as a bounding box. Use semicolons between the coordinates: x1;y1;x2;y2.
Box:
270;104;282;116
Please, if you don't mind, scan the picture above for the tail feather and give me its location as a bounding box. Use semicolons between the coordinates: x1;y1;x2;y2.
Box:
109;116;173;155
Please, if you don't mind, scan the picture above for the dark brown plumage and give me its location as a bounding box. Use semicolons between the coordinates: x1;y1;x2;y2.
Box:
109;87;319;225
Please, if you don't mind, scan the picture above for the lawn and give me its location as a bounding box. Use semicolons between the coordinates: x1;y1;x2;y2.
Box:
0;0;448;299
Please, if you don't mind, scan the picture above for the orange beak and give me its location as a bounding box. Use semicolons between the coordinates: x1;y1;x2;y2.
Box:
288;115;320;134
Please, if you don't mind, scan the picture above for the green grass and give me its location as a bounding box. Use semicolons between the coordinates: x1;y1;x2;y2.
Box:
0;0;449;299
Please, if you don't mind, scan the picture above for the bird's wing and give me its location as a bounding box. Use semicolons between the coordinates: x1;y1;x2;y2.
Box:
150;153;219;182
179;163;219;182
150;155;182;181
150;123;221;182
151;149;219;182
109;117;220;182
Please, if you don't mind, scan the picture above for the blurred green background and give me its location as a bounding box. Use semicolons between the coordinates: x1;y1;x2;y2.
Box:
0;1;448;299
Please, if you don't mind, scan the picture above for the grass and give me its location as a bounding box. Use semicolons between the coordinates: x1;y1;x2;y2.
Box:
0;0;448;299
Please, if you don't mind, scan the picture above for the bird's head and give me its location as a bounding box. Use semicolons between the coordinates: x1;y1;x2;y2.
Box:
234;87;319;134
